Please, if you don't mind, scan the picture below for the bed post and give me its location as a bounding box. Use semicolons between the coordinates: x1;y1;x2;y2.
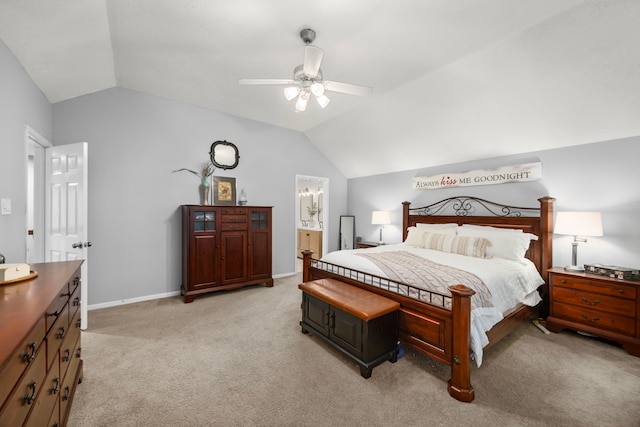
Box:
402;201;410;241
447;284;476;402
538;197;554;276
302;250;313;282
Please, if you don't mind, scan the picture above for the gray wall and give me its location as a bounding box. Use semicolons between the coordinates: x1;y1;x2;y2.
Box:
349;137;640;269
0;40;52;263
52;87;347;306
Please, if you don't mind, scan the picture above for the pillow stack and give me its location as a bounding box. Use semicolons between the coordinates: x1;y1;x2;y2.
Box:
403;223;538;261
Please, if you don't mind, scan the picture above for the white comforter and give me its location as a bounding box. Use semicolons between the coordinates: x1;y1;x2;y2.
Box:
319;243;544;366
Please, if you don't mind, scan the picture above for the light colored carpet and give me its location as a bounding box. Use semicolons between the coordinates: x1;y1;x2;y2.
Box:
67;274;640;427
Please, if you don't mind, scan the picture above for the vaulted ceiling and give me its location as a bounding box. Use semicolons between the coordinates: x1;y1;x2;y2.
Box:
1;0;638;178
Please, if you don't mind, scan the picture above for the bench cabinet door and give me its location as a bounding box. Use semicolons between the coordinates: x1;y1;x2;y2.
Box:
330;309;363;359
302;294;331;337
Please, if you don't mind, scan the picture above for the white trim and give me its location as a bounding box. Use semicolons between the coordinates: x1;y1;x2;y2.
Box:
88;291;182;311
86;274;297;312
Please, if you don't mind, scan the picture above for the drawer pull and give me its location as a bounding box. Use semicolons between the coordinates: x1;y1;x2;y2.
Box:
56;326;66;340
23;381;37;405
62;386;71;401
62;349;71;362
581;313;600;323
50;377;60;395
581;297;600;306
76;347;82;358
21;341;37;363
73;296;81;306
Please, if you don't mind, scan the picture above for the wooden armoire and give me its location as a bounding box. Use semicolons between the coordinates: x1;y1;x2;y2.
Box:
181;205;273;303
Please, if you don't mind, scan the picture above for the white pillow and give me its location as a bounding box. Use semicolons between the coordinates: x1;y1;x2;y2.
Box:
415;223;458;234
404;226;426;247
461;224;523;234
458;226;537;260
423;232;491;258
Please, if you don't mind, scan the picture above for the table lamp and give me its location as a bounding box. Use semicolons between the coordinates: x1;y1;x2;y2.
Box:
554;211;603;272
371;211;391;245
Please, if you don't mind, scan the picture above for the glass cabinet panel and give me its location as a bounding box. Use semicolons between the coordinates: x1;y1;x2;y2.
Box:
194;210;216;232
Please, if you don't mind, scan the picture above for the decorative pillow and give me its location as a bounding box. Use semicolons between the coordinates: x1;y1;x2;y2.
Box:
404;226;426;247
423;232;491;258
458;226;538;260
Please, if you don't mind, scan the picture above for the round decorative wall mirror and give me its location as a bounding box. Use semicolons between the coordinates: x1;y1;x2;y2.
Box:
209;140;240;170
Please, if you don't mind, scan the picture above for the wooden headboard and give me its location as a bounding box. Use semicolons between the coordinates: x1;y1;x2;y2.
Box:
402;196;554;277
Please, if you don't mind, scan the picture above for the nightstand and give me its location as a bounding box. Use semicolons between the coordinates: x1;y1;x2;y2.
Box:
546;267;640;357
356;241;381;249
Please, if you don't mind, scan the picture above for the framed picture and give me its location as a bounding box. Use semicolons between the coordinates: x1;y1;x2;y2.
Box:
212;176;236;206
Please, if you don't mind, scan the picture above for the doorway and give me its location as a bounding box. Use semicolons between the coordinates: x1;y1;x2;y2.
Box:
25;126;51;263
295;175;329;272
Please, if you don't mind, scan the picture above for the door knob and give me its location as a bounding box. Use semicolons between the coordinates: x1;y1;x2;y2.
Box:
83;242;92;248
72;242;83;248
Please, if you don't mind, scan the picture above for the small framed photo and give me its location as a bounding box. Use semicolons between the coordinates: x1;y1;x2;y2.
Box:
212;176;236;206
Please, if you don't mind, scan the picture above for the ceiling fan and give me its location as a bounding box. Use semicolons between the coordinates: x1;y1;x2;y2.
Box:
239;28;373;112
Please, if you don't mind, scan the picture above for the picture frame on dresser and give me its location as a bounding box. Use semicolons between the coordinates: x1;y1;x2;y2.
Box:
212;176;236;206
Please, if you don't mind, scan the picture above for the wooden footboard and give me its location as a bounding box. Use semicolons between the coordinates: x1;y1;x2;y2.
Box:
302;251;476;402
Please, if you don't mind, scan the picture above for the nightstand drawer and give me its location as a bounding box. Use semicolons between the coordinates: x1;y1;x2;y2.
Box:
552;302;636;336
551;287;636;317
550;274;636;300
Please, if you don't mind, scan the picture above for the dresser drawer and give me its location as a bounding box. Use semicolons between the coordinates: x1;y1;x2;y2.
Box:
550;274;637;300
551;287;636;317
45;285;70;332
221;207;246;215
60;309;81;381
69;279;81;318
552;302;636;336
0;345;47;427
59;336;82;426
24;356;60;427
220;222;248;231
0;315;46;405
46;302;70;370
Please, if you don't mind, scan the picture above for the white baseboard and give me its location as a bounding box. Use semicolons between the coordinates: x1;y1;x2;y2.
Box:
87;274;300;311
87;291;181;311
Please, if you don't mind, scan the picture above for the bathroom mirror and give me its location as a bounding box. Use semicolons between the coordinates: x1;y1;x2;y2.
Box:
299;192;314;224
317;191;323;227
339;215;355;250
209;140;240;170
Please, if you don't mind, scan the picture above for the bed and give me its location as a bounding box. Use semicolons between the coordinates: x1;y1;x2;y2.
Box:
301;196;554;402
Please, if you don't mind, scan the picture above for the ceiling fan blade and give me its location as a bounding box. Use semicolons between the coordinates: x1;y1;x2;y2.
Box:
239;79;294;85
303;45;324;78
324;81;373;96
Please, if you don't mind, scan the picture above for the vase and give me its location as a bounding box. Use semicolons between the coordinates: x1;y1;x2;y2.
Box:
200;177;210;205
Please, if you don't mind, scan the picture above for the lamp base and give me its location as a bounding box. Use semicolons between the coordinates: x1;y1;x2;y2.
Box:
564;265;585;272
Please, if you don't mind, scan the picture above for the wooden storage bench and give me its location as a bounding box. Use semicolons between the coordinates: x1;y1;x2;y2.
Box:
298;278;400;378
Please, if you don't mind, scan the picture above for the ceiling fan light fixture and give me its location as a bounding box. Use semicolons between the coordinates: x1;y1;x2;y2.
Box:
295;91;309;112
316;94;330;109
284;86;300;101
310;82;324;96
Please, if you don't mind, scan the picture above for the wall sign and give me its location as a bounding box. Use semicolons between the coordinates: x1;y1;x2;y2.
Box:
413;162;542;190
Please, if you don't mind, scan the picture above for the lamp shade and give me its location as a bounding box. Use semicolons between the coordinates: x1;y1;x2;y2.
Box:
554;212;603;237
371;211;391;225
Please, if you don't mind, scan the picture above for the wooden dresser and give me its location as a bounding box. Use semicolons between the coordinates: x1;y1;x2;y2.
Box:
546;267;640;356
181;205;273;303
0;260;84;427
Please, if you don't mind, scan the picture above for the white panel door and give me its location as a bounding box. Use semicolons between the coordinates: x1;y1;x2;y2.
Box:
46;142;89;330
